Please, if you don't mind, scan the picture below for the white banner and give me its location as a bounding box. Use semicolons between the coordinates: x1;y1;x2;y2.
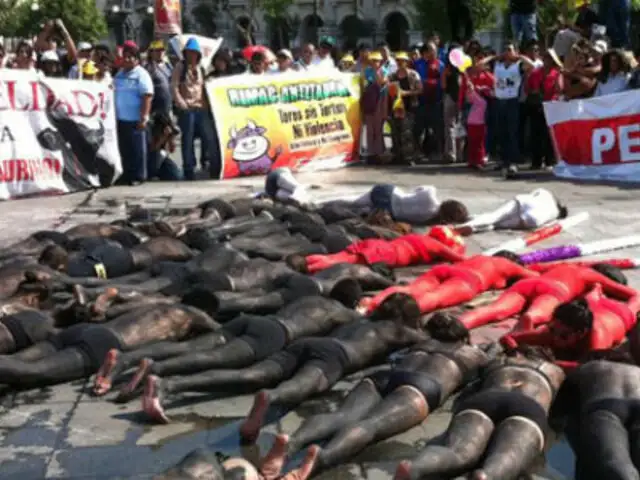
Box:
0;69;121;200
544;90;640;182
169;34;223;69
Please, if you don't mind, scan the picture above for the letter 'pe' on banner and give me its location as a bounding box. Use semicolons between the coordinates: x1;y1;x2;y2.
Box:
205;70;362;179
544;90;640;182
0;69;121;200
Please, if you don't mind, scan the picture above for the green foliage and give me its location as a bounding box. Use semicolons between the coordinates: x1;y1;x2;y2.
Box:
0;0;25;37
13;0;107;40
191;3;218;36
261;0;294;19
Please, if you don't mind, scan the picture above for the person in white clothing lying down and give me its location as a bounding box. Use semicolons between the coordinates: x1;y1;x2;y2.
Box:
263;168;567;229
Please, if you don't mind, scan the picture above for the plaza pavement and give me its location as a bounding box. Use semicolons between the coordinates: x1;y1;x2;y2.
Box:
0;164;637;479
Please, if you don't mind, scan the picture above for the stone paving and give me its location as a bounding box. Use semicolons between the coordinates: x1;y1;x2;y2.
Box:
1;164;639;479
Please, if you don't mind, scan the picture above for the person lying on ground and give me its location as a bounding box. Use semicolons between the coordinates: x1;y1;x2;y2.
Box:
269;331;496;474
141;313;430;425
394;344;565;480
360;250;537;322
433;263;634;332
93;296;363;397
500;284;640;370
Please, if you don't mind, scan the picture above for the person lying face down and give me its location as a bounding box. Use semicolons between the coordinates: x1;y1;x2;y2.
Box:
501;284;640;370
549;352;640;480
359;250;537;322
141;309;429;425
435;262;634;333
155;437;318;480
288;226;466;275
38;235;195;279
394;344;565;480
0;302;220;389
264;327;495;475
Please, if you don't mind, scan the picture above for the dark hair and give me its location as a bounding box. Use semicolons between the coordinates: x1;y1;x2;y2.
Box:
509;344;556;362
503;39;517;50
591;263;628;285
16;40;33;57
493;250;524;266
39;244;68;270
329;278;363;309
554;299;594;332
251;51;265;63
426;312;470;342
371;293;421;326
556;201;569;219
438;200;470;224
212;50;231;69
285;254;309;273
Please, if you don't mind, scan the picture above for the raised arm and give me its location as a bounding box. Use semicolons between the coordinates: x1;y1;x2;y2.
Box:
583;269;637;300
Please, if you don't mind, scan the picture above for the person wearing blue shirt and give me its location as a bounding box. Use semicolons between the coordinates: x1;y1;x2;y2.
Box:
114;41;154;185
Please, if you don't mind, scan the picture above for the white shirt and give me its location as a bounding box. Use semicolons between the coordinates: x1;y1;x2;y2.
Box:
512;188;560;229
313;55;335;70
494;61;522;99
391;186;441;224
594;73;630;97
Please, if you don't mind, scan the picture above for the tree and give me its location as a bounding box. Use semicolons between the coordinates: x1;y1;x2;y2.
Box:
263;0;295;48
191;3;218;36
14;0;107;41
0;0;25;37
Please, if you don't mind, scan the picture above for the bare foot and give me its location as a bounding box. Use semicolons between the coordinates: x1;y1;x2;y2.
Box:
279;445;320;480
116;358;153;402
259;433;289;480
239;390;270;444
142;375;170;424
394;460;412;480
93;349;119;396
91;287;118;317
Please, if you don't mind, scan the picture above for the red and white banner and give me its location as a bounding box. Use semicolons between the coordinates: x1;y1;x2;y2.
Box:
0;70;121;200
544;90;640;182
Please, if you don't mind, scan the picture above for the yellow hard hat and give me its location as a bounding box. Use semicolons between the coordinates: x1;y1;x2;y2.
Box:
368;51;383;61
82;60;98;76
341;54;354;63
395;51;409;61
149;39;165;50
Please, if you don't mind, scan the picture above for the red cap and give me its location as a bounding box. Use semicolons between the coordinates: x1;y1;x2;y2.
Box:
122;40;138;52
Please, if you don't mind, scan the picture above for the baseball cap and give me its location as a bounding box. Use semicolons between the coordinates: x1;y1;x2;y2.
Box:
77;41;92;51
276;49;293;60
593;40;608;54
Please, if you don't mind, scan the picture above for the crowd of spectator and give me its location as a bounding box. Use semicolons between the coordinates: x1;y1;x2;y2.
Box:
0;0;637;184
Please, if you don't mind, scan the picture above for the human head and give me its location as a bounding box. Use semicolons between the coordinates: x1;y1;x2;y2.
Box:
301;43;315;64
437;199;470;224
40;50;61;76
410;45;420;61
592;39;608;59
551;298;593;347
492;250;525;266
95;51;113;76
77;41;93;60
15;40;33;69
339;54;355;71
183;37;202;66
429;32;441;47
377;42;390;61
466;40;482;58
524;39;540;60
591;263;628;285
426;312;470;343
395;51;410;69
148;39;165;63
357;43;370;62
422;42;436;60
503;40;518;62
318;36;335;58
39;244;69;271
276;48;293;71
368;51;383;69
121;41;140;70
250;51;266;73
211;49;230;73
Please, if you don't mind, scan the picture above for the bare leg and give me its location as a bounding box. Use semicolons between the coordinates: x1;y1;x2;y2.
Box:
288;378;384;455
470;417;545;480
318;386;429;470
93;331;227;396
142;359;286;423
520;294;562;330
459;292;528;330
9;341;58;361
240;365;330;443
0;347;89;386
395;410;494;480
260;436;319;480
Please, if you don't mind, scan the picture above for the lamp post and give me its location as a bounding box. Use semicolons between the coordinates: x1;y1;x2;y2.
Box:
110;1;133;44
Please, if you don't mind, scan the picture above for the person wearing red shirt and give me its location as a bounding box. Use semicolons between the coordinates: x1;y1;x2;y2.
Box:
435;263;634;333
500;284;640;371
526;49;563;170
359;251;537;322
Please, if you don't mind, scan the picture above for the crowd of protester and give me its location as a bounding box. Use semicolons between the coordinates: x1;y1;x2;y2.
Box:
0;0;638;183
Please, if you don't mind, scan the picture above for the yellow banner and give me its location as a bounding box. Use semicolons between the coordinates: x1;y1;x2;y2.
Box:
205;70;362;179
